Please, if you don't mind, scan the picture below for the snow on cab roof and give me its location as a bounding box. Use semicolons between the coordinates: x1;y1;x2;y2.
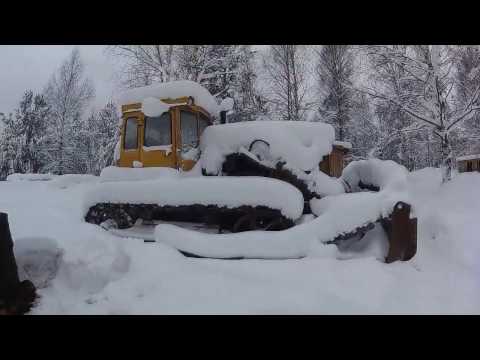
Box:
456;154;480;162
200;121;335;172
117;80;220;117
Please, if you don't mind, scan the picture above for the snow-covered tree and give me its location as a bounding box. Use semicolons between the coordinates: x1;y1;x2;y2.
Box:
224;46;268;122
348;92;380;161
0;91;50;177
361;45;480;181
454;45;480;155
316;45;355;141
262;45;311;121
0;112;17;179
79;101;120;175
42;48;94;175
14;91;50;173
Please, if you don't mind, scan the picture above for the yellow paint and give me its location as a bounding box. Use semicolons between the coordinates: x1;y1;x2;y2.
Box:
118;97;212;170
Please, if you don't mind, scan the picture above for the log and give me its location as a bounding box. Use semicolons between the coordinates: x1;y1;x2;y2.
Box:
0;212;36;315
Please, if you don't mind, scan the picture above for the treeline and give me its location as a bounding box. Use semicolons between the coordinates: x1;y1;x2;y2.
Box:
2;45;480;182
107;45;480;181
0;49;119;179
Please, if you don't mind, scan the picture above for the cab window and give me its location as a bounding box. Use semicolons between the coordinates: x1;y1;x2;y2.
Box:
124;117;138;150
144;112;171;147
198;113;210;137
180;110;198;149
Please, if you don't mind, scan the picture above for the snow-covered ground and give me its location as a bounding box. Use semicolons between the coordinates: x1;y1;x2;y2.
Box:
1;168;480;314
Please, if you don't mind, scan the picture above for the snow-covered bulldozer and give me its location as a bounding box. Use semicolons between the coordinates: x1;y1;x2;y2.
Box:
85;81;348;231
84;80;417;262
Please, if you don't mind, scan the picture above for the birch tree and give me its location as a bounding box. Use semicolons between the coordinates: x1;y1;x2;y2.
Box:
362;45;480;181
262;45;311;121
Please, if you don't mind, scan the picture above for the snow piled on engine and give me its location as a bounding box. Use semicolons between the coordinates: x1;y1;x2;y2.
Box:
84;176;304;221
117;80;220;117
199;121;335;174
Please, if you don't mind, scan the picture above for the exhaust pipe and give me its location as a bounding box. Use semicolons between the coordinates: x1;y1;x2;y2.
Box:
220;110;227;124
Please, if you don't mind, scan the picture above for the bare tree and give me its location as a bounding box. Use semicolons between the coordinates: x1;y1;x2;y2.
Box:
108;45;177;87
262;45;311;121
108;45;247;96
361;45;480;182
315;45;354;140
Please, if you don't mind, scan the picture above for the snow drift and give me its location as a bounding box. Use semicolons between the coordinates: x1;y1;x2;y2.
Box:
2;168;480;314
6;173;57;181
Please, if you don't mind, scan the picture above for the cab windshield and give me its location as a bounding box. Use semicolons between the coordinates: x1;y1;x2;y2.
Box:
144;112;171;147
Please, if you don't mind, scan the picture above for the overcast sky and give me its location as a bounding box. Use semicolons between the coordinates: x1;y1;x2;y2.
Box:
0;45;273;117
0;45;119;115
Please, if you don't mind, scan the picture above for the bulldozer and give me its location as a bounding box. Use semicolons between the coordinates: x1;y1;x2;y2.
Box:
84;80;417;262
85;81;349;233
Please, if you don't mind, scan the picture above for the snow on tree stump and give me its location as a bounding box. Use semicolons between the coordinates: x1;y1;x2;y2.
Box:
0;212;37;315
381;202;417;264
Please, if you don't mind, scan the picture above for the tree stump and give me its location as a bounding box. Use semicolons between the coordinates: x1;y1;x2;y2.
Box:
0;212;37;315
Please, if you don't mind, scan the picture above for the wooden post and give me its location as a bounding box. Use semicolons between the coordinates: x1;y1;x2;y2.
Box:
0;212;36;315
382;202;417;264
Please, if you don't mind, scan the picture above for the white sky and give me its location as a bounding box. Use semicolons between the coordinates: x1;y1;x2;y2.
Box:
0;45;120;115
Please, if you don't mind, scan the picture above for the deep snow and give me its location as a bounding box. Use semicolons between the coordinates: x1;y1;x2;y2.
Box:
1;168;480;314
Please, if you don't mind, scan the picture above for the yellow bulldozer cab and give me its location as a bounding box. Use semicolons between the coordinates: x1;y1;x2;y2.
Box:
118;97;213;171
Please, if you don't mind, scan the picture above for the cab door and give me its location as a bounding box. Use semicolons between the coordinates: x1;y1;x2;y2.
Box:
177;107;199;171
118;113;142;167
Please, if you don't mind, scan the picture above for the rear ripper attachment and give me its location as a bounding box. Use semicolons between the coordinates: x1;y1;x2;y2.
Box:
325;201;417;263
